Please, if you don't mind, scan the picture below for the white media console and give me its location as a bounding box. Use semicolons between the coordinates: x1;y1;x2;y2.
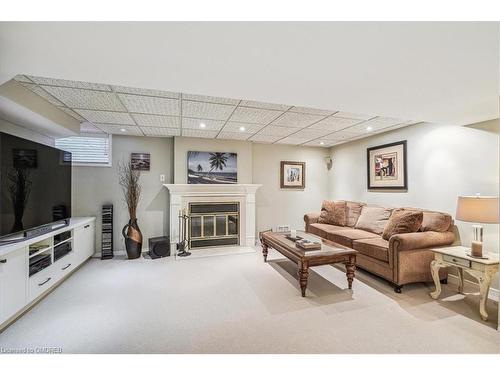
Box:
0;217;96;330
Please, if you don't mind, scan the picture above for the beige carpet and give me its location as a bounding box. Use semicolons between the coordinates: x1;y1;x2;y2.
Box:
0;248;499;354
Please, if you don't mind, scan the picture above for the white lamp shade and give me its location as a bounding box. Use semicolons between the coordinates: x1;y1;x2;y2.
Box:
456;196;499;223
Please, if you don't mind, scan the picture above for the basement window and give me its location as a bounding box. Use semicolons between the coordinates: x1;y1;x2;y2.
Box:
55;134;112;166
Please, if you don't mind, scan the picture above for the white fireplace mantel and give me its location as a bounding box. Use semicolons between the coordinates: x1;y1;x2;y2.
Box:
163;184;262;252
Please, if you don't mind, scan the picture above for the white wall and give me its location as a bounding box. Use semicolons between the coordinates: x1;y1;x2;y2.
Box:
252;143;330;233
329;121;499;261
73;135;174;254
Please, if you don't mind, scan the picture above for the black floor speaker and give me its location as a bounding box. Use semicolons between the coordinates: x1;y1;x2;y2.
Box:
148;236;170;259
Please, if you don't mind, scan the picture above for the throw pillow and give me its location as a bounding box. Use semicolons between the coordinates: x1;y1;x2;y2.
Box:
382;209;424;240
354;205;393;235
420;211;452;232
318;200;347;226
346;201;365;227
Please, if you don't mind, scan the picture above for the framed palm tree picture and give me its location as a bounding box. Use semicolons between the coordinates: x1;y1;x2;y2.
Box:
187;151;237;184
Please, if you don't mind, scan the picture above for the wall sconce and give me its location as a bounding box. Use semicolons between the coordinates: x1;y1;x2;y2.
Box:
324;156;333;170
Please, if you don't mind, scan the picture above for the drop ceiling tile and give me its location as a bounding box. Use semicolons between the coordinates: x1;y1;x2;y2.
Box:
43;86;125;111
132;113;180;128
275;138;305;145
222;122;263;133
14;75;33;83
289;106;335;116
229;107;283;125
20;83;65;106
75;109;135;125
95;124;143;136
257;126;298;137
181;129;218;138
322;131;359;140
248;134;281;143
333;111;374;120
182;118;225;131
182;101;236;121
290;128;332;140
309;116;364;131
182;93;240;105
118;94;180;116
348;117;405;133
142;127;181;137
217;131;250;140
28;76;111;91
112;85;180;99
58;107;86;122
270;112;326;128
240;100;291;111
80;122;104;134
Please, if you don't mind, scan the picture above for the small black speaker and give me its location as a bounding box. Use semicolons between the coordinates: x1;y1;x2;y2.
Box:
148;236;170;259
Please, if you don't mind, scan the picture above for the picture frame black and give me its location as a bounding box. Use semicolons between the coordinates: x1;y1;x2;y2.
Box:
366;140;407;190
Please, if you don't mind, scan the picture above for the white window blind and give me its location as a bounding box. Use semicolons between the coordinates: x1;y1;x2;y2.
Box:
55;134;112;166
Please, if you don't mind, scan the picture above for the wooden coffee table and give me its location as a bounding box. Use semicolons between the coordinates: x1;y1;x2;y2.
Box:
260;230;357;297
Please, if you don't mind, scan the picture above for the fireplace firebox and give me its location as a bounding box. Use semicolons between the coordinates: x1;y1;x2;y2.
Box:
188;202;239;248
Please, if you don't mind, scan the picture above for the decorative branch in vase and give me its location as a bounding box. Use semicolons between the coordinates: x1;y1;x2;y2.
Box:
118;160;143;259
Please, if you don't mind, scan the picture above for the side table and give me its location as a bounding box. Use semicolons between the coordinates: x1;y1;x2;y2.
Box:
429;246;499;321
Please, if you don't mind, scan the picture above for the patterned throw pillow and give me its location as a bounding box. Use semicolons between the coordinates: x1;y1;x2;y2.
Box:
382;209;423;240
318;200;347;226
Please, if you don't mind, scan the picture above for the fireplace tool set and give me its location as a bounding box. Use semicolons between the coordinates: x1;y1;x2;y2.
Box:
177;209;191;257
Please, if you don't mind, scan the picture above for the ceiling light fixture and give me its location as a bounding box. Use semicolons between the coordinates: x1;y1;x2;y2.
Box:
366;126;373;131
199;123;206;129
319;141;325;145
239;126;246;132
120;128;127;132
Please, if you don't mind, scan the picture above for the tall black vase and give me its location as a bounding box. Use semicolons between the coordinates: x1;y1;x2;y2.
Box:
122;218;143;259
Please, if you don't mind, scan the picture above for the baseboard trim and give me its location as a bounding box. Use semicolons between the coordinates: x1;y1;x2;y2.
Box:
447;274;499;302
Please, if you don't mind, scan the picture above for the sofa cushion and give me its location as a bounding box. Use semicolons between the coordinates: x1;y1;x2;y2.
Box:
328;228;379;248
318;200;347;226
354;206;393;235
346;201;365;227
308;223;344;238
421;211;452;232
353;237;390;262
382;209;423;240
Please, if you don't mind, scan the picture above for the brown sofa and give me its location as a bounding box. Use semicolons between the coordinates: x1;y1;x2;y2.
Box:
304;201;456;293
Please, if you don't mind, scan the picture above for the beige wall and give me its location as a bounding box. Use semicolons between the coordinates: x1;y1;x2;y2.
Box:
173;137;253;184
328;122;500;292
252;143;330;233
73;135;174;254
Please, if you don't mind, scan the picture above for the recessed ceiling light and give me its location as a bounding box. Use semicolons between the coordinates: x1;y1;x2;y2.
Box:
319;141;325;145
239;126;246;132
120;128;127;132
366;126;373;131
199;123;206;129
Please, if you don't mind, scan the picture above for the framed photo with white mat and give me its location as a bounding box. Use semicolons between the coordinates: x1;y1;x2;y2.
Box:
367;140;407;190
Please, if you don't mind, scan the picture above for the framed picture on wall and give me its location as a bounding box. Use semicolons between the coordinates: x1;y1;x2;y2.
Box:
131;153;151;171
280;161;306;189
187;151;238;184
367;140;407;190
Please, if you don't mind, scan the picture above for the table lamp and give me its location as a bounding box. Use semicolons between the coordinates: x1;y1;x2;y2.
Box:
456;195;499;258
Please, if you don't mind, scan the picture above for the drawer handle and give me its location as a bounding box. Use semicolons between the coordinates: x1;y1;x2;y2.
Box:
84;225;90;229
62;263;72;270
0;259;6;264
38;277;51;286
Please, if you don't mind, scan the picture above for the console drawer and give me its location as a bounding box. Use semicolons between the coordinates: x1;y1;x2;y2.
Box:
443;255;471;268
28;266;57;302
55;252;76;279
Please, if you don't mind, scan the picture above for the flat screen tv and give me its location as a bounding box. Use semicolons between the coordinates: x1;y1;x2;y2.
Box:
0;132;72;241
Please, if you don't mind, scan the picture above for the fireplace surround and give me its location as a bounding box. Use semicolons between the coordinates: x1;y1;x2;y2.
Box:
163;184;262;252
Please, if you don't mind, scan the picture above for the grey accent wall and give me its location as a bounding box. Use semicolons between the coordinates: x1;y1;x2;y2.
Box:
252;143;330;233
72;135;174;254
